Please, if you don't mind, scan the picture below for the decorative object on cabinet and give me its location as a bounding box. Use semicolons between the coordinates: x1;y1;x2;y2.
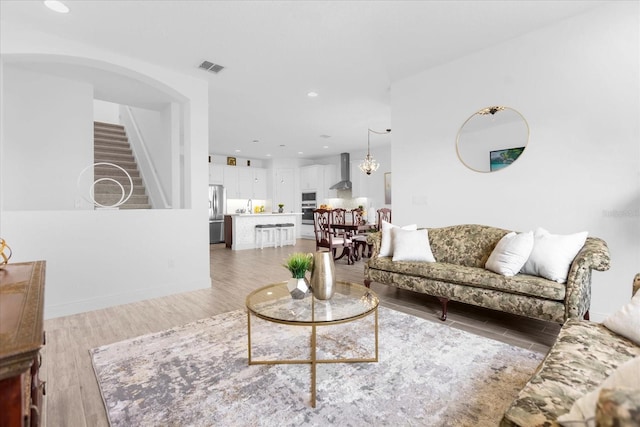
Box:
278;203;284;213
384;172;391;204
226;157;236;166
456;106;529;173
0;260;46;427
0;238;12;268
359;128;390;175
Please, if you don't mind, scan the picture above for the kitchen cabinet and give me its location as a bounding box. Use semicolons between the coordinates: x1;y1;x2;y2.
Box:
209;163;223;184
323;164;337;199
300;165;322;191
224;166;267;199
251;168;267;199
223;166;240;197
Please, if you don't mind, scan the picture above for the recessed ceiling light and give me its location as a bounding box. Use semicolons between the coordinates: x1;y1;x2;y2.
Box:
266;154;272;157
307;92;318;97
252;140;259;143
298;151;304;155
234;149;241;153
320;134;331;138
323;146;329;149
44;0;69;13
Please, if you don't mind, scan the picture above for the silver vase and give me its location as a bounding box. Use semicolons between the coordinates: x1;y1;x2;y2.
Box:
310;251;336;300
287;277;310;299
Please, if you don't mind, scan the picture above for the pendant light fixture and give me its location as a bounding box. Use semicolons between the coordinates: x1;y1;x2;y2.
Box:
359;128;390;175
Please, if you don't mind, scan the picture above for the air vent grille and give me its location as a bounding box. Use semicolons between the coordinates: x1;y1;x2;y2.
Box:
198;61;225;74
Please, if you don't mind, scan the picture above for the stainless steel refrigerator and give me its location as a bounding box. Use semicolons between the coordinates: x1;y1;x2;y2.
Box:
208;184;226;244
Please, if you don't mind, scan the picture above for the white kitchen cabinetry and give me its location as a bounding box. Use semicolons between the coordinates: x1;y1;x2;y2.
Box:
209;163;224;184
223;166;240;197
300;165;323;191
301;224;315;239
323;164;337;199
251;168;267;199
224;166;267;199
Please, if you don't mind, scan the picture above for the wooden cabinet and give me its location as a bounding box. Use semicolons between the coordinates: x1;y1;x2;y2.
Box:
0;261;46;427
224;215;233;248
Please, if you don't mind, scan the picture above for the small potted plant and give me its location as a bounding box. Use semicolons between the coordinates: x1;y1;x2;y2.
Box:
283;252;312;299
278;203;284;213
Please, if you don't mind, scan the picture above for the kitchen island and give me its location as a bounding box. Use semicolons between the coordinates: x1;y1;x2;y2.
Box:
226;213;302;250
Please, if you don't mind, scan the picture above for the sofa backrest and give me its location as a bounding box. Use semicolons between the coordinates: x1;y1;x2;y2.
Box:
427;224;511;268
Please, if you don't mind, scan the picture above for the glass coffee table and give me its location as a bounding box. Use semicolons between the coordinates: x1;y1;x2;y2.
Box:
245;281;379;407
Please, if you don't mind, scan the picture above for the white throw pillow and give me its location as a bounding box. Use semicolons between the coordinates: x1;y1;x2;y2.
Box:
391;228;436;262
379;220;418;257
485;231;534;276
520;227;588;283
603;291;640;345
557;356;640;426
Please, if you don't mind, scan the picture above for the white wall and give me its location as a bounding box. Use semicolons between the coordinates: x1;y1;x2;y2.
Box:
391;2;639;321
0;24;210;319
94;99;120;124
3;66;94;211
126;105;174;206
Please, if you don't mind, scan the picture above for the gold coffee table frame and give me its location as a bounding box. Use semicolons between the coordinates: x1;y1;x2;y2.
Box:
246;281;379;407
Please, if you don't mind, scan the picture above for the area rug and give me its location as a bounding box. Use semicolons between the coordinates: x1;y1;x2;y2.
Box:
90;306;543;426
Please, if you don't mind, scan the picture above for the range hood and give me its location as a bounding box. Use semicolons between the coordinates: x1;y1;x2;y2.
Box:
330;153;352;190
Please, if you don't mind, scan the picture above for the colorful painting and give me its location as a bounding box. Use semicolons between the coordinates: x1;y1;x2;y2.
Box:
489;147;525;171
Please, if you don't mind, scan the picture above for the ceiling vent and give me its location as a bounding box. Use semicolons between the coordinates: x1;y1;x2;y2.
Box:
198;61;225;74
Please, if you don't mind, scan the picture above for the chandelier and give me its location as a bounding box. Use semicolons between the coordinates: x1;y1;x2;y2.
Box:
359;128;390;175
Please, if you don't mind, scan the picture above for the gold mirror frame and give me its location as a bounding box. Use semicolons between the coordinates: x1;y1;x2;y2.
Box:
456;106;530;173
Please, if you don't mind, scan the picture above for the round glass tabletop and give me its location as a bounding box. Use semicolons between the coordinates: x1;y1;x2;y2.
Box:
246;281;379;325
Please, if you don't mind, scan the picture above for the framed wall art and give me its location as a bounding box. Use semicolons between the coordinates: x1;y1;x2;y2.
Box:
384;172;392;204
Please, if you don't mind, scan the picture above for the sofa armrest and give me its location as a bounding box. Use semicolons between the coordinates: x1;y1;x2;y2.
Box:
366;231;382;259
564;237;611;320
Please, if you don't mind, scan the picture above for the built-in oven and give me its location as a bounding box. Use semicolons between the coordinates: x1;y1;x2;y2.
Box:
301;192;317;224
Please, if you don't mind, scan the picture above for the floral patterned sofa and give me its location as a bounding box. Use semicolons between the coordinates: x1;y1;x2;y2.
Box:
500;275;640;426
364;224;610;323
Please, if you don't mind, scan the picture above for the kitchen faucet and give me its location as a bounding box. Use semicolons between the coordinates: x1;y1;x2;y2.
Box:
247;199;252;214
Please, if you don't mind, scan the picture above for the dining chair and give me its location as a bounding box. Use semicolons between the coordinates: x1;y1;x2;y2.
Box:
313;208;354;264
330;208;348;234
377;208;392;227
350;208;369;259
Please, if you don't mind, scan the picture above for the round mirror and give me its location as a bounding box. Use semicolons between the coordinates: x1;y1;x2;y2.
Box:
456;106;529;173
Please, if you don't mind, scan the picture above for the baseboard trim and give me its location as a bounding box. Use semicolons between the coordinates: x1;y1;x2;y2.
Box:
44;278;211;319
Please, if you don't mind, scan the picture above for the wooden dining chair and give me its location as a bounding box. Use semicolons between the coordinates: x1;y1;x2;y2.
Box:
330;208;348;235
313;208;354;264
377;208;392;228
350;208;369;260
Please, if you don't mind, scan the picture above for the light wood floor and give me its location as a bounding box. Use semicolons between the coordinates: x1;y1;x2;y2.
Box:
41;239;561;426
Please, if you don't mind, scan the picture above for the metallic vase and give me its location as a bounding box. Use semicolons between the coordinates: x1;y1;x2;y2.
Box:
310;251;336;300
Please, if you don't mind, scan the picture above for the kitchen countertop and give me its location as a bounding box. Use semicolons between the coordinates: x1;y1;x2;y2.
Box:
227;213;302;250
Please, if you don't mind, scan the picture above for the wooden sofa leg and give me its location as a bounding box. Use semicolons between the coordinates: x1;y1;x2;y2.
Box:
364;279;371;288
437;297;449;321
583;310;590;321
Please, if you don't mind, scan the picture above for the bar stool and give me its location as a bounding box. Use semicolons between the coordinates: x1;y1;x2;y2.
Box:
255;224;277;249
275;223;295;247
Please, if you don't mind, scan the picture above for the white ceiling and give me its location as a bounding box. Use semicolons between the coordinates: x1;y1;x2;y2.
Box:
0;0;605;160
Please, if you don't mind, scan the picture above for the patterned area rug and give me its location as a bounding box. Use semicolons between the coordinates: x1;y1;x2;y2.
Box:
90;306;543;426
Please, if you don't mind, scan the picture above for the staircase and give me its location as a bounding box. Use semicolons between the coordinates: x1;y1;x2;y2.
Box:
93;122;151;209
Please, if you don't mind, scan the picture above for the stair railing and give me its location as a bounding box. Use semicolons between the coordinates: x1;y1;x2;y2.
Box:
121;106;171;209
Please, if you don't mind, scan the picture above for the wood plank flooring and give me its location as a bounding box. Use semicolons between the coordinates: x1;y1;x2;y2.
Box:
41;239;561;426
